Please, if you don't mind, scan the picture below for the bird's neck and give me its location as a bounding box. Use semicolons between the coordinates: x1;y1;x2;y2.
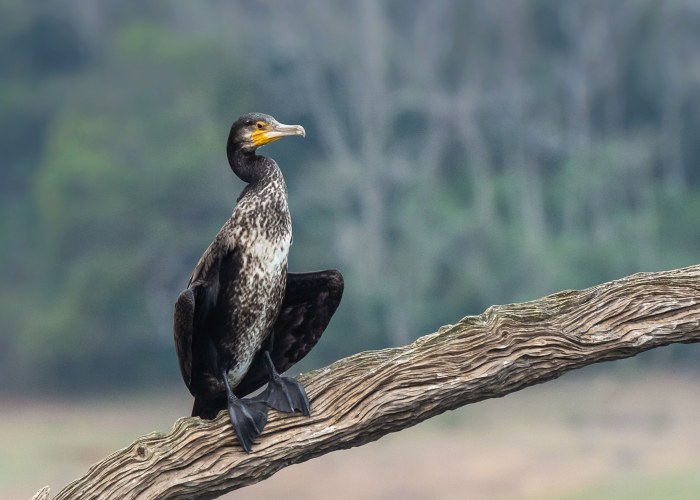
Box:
228;149;280;185
229;149;288;207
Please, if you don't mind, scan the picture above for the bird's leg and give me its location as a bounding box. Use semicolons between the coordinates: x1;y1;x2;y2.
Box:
256;350;311;416
222;371;268;453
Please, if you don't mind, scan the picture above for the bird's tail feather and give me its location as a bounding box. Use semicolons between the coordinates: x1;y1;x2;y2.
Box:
192;395;225;420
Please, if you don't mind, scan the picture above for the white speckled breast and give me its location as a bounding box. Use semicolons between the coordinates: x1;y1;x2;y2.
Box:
224;180;292;387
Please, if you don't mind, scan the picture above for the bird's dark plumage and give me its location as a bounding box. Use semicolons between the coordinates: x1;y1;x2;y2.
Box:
173;113;343;452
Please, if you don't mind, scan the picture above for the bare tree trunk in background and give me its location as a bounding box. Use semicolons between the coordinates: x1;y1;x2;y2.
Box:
195;0;700;353
261;1;483;348
659;1;688;196
33;264;700;500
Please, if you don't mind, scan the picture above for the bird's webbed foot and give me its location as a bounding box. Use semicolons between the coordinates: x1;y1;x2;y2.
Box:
223;374;268;453
255;351;311;416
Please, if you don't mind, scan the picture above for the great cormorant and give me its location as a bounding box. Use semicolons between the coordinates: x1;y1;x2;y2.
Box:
173;113;344;452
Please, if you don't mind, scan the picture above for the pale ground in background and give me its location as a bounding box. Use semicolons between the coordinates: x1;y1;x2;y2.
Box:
3;370;699;500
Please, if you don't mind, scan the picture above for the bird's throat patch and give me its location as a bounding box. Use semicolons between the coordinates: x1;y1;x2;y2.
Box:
251;129;277;147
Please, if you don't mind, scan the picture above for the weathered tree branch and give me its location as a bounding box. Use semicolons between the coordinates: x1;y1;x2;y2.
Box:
38;265;700;500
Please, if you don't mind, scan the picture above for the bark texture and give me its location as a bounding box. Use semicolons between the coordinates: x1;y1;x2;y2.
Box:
40;265;700;499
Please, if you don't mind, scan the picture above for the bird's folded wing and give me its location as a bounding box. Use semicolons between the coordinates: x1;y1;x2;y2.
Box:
173;245;227;393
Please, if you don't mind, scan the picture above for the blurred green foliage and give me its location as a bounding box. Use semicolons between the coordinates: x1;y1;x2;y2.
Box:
1;0;699;392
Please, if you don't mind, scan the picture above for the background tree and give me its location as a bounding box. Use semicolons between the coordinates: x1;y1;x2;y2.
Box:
2;0;700;392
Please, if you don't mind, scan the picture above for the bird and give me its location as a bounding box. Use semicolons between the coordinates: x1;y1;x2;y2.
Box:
173;112;344;452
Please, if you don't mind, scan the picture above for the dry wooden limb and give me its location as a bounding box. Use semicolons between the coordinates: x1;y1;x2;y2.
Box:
40;265;700;500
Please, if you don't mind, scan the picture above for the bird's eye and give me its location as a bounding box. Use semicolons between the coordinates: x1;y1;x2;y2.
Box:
256;122;264;130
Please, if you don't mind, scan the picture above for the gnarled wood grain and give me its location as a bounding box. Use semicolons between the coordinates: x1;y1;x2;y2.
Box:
41;265;700;499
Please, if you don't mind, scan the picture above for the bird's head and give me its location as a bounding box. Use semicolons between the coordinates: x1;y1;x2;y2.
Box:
227;112;306;155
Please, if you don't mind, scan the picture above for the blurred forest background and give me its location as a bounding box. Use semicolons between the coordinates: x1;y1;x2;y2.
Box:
2;0;700;396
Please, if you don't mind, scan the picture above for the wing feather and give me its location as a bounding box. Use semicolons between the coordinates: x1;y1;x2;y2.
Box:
173;235;232;395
